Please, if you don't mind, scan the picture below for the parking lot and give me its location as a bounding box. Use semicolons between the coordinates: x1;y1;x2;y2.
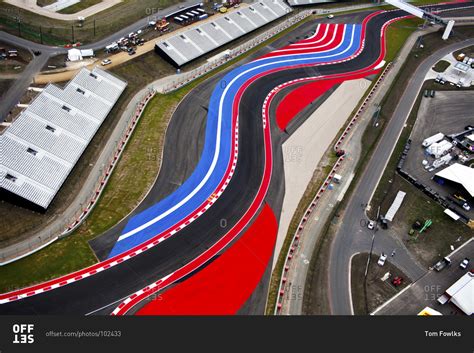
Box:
401;90;474;218
373;238;473;315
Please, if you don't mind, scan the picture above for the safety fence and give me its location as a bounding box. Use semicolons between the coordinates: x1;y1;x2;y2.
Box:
334;62;392;150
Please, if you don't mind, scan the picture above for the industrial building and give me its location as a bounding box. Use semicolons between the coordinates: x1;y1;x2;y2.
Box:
0;67;127;209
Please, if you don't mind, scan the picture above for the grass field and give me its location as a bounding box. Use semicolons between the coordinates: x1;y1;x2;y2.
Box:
0;0;182;45
36;0;57;7
58;0;103;14
0;15;315;293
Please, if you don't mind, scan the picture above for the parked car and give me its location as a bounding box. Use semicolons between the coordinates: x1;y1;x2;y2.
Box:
460;258;469;270
424;90;429;97
367;220;375;230
430;90;435;98
327;14;334;19
101;58;112;66
378;253;387;266
434;257;451;271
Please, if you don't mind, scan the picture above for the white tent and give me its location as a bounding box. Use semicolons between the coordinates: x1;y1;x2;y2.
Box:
435;163;474;197
67;49;94;62
68;48;82;62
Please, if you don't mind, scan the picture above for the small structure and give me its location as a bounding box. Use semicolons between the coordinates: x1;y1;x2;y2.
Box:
333;174;342;184
67;48;95;62
453;61;470;74
67;48;82;61
434;163;474;197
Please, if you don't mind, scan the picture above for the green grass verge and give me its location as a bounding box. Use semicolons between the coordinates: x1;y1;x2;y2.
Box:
36;0;56;7
0;14;314;293
58;0;103;14
432;59;450;72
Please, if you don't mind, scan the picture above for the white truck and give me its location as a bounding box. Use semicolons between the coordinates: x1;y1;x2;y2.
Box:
426;140;452;158
422;132;444;147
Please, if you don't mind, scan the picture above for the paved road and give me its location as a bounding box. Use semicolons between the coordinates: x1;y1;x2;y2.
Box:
328;37;474;316
0;31;64;122
373;238;473;315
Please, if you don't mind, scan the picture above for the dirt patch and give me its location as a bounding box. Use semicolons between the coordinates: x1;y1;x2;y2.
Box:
351;253;411;315
376;175;472;267
42;54;68;70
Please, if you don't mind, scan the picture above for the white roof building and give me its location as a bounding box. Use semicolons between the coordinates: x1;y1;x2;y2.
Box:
445;272;474;315
0;67;127;208
155;0;292;67
435;163;474;197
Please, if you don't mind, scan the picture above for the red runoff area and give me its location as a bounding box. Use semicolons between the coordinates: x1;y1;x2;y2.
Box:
276;69;380;131
136;204;278;315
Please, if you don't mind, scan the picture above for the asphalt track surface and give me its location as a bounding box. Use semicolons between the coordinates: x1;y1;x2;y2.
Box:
0;4;467;315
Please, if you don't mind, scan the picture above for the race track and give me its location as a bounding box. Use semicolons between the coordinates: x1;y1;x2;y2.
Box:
0;3;465;315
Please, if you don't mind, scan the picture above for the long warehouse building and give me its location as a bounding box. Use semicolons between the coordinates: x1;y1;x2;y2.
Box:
0;67;127;209
155;0;292;67
288;0;337;6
